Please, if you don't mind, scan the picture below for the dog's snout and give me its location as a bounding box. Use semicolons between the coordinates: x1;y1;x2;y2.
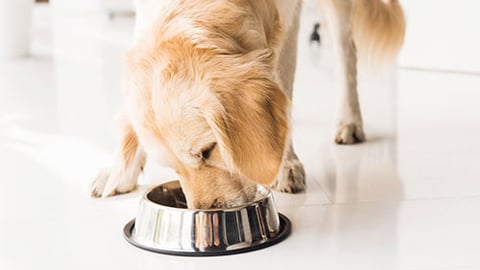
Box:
191;193;250;209
193;198;226;209
211;199;223;209
192;200;220;209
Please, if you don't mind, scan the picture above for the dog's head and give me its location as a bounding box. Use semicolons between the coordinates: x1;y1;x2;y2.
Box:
127;36;289;209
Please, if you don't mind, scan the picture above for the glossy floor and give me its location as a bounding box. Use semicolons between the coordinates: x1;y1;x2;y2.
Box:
1;3;480;270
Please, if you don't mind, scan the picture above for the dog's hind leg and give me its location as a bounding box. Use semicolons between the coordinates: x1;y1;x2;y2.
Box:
91;116;146;197
273;1;306;193
322;0;366;144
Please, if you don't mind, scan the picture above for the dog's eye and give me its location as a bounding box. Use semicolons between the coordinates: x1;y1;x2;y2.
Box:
201;143;216;160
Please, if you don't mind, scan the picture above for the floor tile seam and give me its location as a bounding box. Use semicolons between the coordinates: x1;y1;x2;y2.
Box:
293;194;480;209
399;66;480;77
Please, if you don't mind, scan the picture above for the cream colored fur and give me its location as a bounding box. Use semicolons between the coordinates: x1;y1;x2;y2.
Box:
92;0;406;209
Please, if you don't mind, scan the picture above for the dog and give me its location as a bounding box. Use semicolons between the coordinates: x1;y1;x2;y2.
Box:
91;0;406;209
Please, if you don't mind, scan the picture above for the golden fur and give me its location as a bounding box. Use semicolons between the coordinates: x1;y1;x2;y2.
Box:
352;0;406;67
120;0;289;208
92;0;406;209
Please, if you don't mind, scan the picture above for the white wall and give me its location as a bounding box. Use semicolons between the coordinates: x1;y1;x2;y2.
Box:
398;0;480;73
50;0;103;12
50;0;133;13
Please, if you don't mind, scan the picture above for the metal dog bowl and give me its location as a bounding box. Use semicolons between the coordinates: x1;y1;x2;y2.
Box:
123;180;291;256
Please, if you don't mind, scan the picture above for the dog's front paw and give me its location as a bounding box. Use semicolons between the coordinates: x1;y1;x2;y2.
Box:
273;156;306;193
91;168;136;198
335;122;366;144
91;168;111;197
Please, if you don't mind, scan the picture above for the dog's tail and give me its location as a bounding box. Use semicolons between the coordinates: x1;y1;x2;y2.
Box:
352;0;406;68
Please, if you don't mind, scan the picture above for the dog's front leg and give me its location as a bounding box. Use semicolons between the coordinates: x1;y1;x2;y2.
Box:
91;116;146;197
273;2;306;193
323;0;366;144
273;142;306;193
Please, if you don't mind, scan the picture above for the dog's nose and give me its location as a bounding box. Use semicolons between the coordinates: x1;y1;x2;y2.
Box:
211;198;224;209
193;199;223;209
193;196;244;209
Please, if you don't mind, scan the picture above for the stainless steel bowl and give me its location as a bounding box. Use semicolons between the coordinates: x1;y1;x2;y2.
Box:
123;180;291;256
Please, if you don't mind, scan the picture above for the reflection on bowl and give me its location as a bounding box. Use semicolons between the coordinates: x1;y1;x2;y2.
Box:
123;180;291;256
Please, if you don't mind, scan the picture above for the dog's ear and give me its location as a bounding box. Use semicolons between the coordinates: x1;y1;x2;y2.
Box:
206;53;290;186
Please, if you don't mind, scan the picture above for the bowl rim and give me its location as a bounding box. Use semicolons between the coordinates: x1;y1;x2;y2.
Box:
142;180;274;213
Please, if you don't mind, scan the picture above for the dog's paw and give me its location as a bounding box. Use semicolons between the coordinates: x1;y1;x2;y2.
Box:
335;122;366;144
91;168;111;197
91;168;136;198
272;157;306;193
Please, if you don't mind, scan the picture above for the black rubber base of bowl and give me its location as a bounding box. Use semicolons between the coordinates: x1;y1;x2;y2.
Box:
123;213;291;257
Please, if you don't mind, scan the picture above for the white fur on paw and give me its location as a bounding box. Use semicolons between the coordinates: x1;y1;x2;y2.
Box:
335;122;366;144
91;168;112;197
90;168;136;198
273;158;306;193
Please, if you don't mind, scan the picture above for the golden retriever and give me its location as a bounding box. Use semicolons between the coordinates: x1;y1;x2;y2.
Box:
91;0;405;209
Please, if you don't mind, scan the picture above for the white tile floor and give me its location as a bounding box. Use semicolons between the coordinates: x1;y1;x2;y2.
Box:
1;3;480;270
